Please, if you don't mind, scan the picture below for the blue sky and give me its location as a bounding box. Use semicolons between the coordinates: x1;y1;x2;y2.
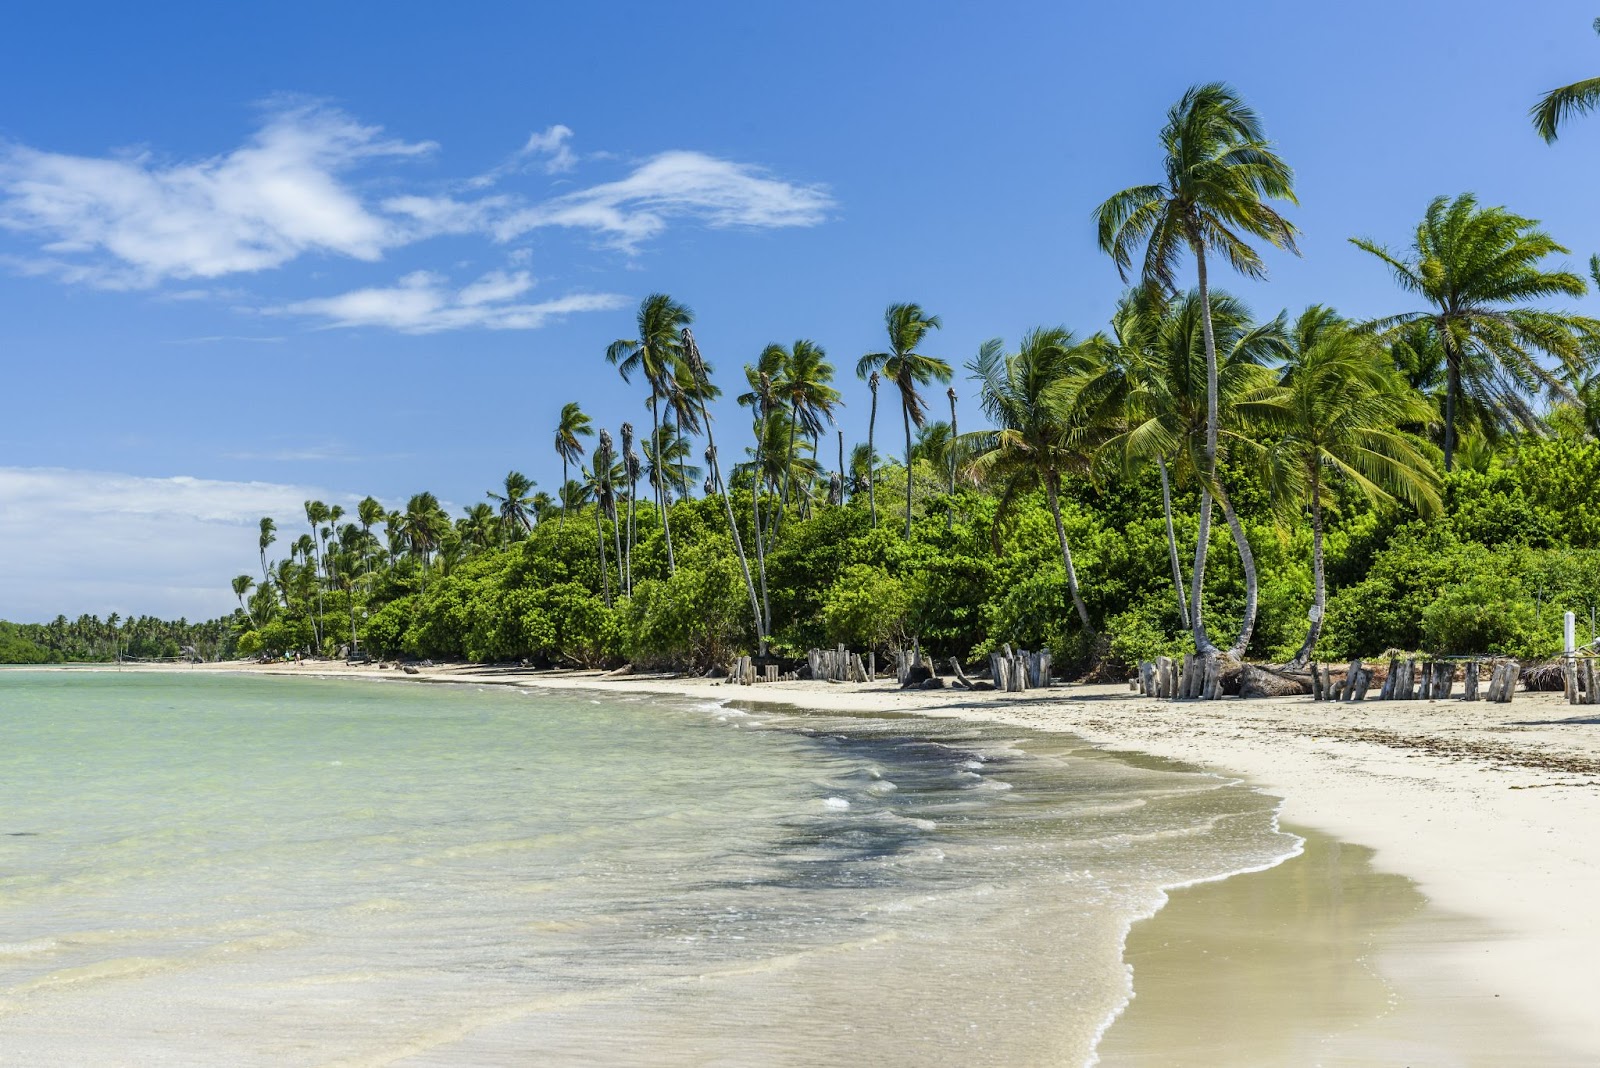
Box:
5;0;1600;620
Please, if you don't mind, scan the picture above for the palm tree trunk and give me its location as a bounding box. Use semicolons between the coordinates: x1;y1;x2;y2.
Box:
593;502;611;607
1190;242;1222;657
1158;456;1190;628
837;430;845;504
609;497;624;600
560;457;569;531
1046;474;1094;634
652;401;676;575
777;400;800;535
1290;475;1325;667
1216;481;1259;660
751;411;773;635
867;384;879;528
902;401;915;539
947;391;958;531
700;416;766;658
626;482;636;596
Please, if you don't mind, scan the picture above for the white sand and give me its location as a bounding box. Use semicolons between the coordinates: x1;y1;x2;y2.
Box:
94;661;1600;1055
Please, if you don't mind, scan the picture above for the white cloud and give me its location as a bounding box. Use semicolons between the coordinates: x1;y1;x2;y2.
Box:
275;269;626;333
497;150;834;248
0;466;343;622
0;104;433;287
521;124;577;173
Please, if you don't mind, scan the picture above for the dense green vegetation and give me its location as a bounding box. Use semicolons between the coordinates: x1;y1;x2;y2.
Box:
0;616;238;664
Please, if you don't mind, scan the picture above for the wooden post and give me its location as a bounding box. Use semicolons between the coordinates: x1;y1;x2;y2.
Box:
1352;666;1373;702
1463;660;1479;701
1178;652;1193;699
1342;659;1363;702
1202;656;1219;700
868;652;876;681
1586;659;1597;705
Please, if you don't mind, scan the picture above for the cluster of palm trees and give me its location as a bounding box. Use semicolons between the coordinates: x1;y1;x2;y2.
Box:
233;69;1600;666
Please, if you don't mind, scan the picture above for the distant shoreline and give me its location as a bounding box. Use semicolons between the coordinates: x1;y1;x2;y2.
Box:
25;658;1600;1060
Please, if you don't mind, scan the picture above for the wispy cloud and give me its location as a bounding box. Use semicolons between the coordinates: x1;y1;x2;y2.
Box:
496;150;834;249
0;466;345;622
274;269;627;333
0;104;433;288
169;334;286;345
0;104;834;328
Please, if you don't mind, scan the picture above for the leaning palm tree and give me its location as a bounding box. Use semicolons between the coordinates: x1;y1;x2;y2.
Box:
858;303;951;538
1095;82;1298;656
1351;194;1599;471
964;327;1103;633
607;294;692;573
1263;308;1441;665
554;403;593;531
683;328;767;656
257;517;277;586
1532;19;1600;141
487;471;538;546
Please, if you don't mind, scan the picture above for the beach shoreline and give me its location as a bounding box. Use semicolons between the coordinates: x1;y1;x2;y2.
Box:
41;659;1600;1060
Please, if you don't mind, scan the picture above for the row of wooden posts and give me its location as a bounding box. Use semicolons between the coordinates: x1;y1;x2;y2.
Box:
726;656;787;685
1562;656;1600;705
1136;654;1225;700
1317;657;1517;703
810;645;875;683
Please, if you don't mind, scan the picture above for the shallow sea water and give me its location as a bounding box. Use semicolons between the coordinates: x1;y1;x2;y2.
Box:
0;671;1301;1066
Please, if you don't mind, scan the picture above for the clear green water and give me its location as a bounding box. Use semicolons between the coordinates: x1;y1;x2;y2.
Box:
0;671;1298;1066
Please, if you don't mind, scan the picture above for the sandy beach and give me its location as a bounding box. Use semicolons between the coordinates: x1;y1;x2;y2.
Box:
111;660;1600;1061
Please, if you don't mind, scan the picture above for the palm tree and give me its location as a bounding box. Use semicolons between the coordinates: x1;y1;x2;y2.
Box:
737;347;783;631
946;387;959;529
965;327;1102;632
460;502;498;552
1097;288;1289;656
645;426;700;502
620;422;639;594
257;518;276;586
1095;82;1298;655
1351;194;1598;471
1264;308;1441;664
554;403;593;531
303;500;330;648
400;492;446;593
583;455;613;608
232;575;255;622
488;471;538;546
607;294;692;573
357;497;385;574
1532;20;1600;141
683;328;767;656
858;303;952;538
772;340;841;520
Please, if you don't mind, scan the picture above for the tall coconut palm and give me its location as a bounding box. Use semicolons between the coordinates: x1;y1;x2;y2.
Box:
607;294;692;573
683;328;767;656
257;517;276;586
965;328;1102;633
1264;307;1442;665
488;471;538;546
1532;20;1600;141
645;426;700;502
1091;289;1288;655
583;452;613;608
356;497;385;574
303;500;329;648
554;403;593;531
946;387;959;529
1095;82;1298;655
400;492;446;593
857;303;951;539
1351;194;1598;471
772;340;841;520
459;503;498;553
737;347;784;629
231;575;255;622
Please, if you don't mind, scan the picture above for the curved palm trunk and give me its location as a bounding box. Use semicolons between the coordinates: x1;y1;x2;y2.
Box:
776;400;800;538
1290;477;1326;667
1046;474;1095;634
1189;242;1223;657
867;385;879;528
700;419;766;658
947;394;958;531
1158;456;1190;628
559;457;569;531
837;430;845;505
1215;481;1259;660
625;481;637;596
902;401;915;539
608;497;624;600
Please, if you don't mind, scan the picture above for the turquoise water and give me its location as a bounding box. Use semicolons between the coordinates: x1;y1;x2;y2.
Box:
0;671;1298;1066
